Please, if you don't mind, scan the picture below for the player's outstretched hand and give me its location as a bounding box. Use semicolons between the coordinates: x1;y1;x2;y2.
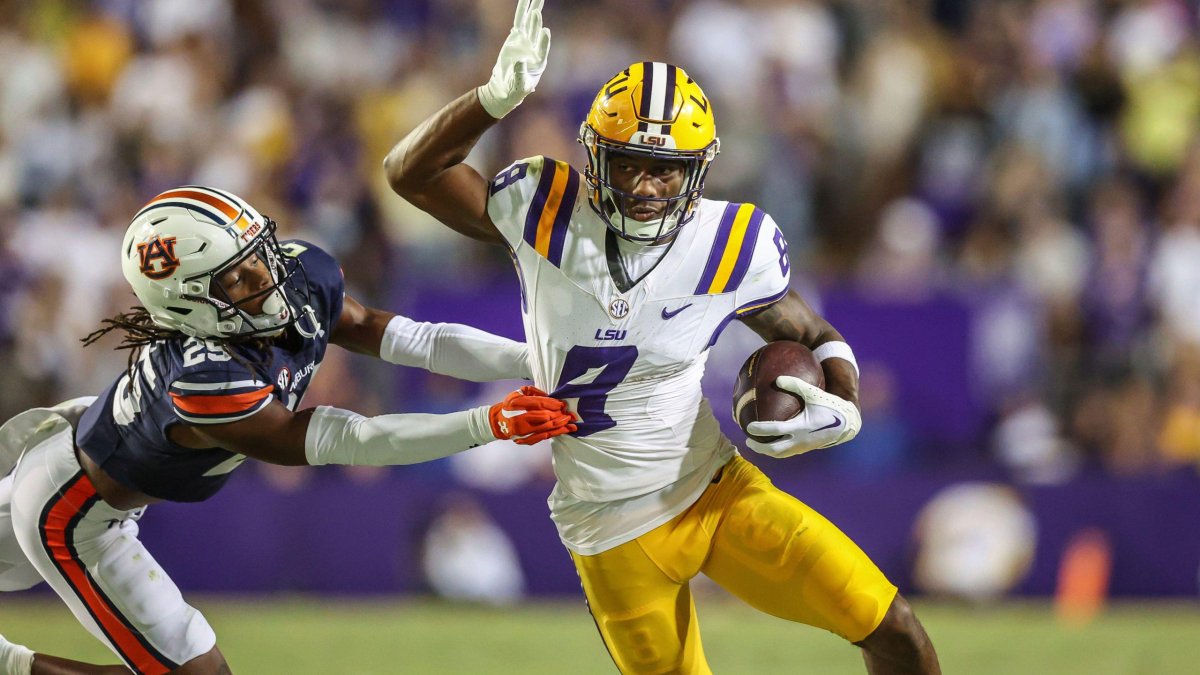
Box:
477;0;551;119
488;385;576;445
744;376;862;458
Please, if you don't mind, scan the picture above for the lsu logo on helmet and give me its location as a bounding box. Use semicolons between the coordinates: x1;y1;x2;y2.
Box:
136;236;180;280
579;62;720;243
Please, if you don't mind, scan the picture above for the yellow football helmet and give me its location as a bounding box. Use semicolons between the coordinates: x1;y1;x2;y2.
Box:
579;62;720;242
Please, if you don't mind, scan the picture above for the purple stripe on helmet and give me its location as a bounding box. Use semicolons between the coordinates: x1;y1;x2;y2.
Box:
723;207;766;293
694;202;740;294
546;167;579;267
663;65;677;121
522;159;559;247
639;61;654;120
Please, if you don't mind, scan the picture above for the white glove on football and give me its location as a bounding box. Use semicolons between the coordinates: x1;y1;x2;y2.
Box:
477;0;552;119
744;376;862;458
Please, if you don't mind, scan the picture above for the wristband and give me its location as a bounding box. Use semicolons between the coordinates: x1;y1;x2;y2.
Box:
812;341;859;377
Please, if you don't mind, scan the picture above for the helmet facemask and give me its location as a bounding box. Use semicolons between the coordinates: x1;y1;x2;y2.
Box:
580;120;720;245
180;217;311;339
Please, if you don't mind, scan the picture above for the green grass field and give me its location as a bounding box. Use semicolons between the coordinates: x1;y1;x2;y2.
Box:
2;596;1197;674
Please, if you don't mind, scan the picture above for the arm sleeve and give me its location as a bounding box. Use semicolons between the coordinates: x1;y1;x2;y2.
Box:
303;404;494;467
380;314;530;382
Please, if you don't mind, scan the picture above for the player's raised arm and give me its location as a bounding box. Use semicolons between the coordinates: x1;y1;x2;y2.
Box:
383;0;551;244
183;386;573;468
331;293;530;381
738;290;863;457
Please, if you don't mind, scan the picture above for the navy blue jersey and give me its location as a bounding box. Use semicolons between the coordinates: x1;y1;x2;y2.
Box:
76;240;344;502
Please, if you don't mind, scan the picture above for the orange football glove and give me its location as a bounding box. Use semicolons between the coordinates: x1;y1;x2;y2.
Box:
488;386;577;445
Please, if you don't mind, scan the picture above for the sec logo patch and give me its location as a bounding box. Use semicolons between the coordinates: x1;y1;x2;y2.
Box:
608;297;630;319
277;367;291;391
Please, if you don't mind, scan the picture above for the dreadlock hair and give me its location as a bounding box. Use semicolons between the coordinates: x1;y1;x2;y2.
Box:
82;306;276;378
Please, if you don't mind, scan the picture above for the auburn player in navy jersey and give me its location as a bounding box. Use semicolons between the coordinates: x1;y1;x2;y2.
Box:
0;185;575;674
383;1;938;673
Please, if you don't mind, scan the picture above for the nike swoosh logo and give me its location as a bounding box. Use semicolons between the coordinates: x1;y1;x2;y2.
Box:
661;303;693;320
810;417;842;433
501;409;526;418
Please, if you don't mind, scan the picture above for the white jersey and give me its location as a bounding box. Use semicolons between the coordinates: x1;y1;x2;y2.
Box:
487;156;791;553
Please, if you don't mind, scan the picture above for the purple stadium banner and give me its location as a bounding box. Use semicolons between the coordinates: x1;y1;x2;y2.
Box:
101;464;1200;598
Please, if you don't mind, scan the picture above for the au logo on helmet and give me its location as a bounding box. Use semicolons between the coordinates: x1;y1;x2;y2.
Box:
137;236;180;280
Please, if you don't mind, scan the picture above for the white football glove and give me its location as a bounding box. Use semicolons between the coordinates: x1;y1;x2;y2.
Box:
744;376;862;459
477;0;552;119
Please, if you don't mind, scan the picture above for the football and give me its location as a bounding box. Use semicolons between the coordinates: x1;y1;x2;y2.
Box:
732;341;825;442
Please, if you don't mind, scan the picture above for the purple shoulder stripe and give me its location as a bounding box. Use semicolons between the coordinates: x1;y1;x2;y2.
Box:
522;159;559;248
694;203;741;294
546;168;579;267
723;207;766;293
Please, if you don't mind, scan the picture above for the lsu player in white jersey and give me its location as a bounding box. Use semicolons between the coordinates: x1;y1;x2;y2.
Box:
385;1;940;673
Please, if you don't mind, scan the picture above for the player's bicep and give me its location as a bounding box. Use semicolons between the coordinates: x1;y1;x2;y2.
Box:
399;163;504;245
330;293;394;357
187;400;316;467
739;290;833;345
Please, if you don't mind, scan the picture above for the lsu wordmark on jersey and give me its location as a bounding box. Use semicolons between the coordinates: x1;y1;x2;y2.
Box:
487;155;792;552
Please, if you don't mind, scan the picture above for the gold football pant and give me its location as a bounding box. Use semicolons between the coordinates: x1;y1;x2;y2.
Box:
570;455;898;675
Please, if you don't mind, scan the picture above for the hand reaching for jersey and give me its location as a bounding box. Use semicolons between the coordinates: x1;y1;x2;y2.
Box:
488;386;576;444
744;376;862;458
477;0;551;118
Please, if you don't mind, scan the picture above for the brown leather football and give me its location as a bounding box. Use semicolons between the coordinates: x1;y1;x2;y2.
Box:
732;341;825;442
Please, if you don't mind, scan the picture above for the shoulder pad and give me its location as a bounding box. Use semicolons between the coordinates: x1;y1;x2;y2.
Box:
694;202;769;295
487;156;582;264
168;342;274;424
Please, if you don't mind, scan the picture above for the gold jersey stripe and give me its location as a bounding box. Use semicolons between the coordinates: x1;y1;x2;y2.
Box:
706;203;756;294
535;161;571;257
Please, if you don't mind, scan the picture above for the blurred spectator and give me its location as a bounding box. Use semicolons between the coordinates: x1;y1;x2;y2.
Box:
421;493;526;605
1148;155;1200;353
1158;349;1200;470
1;0;1199;481
992;396;1080;484
855;197;945;299
1080;175;1152;374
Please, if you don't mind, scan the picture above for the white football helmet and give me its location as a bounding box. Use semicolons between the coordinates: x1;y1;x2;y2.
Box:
120;185;315;339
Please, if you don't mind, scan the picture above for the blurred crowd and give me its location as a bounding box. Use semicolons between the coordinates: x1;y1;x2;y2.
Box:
2;0;1200;488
